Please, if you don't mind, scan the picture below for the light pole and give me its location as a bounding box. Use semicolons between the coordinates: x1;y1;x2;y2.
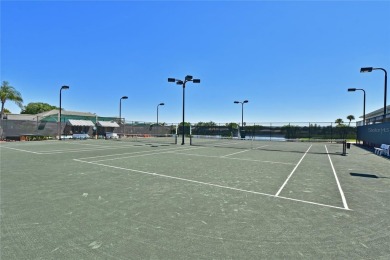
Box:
234;100;249;136
59;85;69;140
119;96;128;136
168;75;200;145
157;103;165;126
348;88;366;125
360;67;388;120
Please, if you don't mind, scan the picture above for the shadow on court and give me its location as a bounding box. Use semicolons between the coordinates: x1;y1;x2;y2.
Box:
350;172;390;179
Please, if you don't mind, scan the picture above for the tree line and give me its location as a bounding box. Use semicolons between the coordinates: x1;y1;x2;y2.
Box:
1;81;59;119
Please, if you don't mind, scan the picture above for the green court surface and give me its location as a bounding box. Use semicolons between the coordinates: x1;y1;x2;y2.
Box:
1;139;389;259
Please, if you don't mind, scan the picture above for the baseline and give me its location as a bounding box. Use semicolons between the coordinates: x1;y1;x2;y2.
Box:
0;146;42;154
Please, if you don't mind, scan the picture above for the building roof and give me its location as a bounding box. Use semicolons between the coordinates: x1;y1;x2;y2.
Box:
67;119;95;127
2;114;36;120
37;109;97;118
362;105;390;119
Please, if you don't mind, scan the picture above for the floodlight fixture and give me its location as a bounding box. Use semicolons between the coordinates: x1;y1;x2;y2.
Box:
234;100;249;130
347;88;366;125
157;103;165;125
119;96;128;132
168;74;201;144
360;67;373;73
360;66;388;119
59;85;70;140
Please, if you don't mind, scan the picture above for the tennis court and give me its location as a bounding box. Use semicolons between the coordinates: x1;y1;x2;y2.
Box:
1;138;389;259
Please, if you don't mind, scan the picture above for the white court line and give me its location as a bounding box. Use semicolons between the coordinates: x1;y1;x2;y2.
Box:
77;146;194;160
174;152;294;165
275;145;312;197
325;145;349;210
199;140;246;147
73;158;350;211
221;149;251;157
62;142;109;147
276;195;349;211
28;142;177;154
1;142;184;155
0;146;42;154
253;145;269;150
88;147;203;163
36;143;151;154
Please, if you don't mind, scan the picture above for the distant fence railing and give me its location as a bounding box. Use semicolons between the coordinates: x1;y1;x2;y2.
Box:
0;119;178;140
188;122;357;140
1;119;360;141
356;113;390;126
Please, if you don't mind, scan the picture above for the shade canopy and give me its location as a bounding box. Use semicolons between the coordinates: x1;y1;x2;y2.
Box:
97;121;120;127
67;119;95;127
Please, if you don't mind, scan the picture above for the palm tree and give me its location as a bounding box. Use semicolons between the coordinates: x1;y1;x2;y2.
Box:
346;115;355;126
335;118;344;126
0;81;23;119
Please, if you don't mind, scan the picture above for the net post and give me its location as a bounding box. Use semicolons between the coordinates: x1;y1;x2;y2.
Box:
190;135;192;145
342;140;347;155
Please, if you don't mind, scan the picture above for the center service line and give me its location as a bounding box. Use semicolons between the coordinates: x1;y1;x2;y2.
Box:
325;145;349;210
221;149;251;157
274;145;312;197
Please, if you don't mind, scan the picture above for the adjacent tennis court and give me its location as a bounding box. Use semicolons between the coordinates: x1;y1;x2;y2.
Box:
1;138;389;259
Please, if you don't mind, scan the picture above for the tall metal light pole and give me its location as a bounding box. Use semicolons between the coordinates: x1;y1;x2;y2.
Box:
348;88;366;125
59;85;69;140
157;103;165;126
168;75;200;145
234;100;249;136
360;67;388;120
119;96;128;136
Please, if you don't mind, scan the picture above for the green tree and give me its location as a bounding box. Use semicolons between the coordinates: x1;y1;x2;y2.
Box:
335;118;344;126
178;122;191;127
0;81;24;119
346;115;355;126
2;108;11;114
194;121;217;127
21;102;58;114
225;122;239;129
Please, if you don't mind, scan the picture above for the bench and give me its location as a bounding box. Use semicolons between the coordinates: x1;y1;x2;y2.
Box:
374;144;390;156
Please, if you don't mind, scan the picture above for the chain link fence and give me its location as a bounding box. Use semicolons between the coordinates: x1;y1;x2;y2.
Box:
190;122;357;140
1;118;356;141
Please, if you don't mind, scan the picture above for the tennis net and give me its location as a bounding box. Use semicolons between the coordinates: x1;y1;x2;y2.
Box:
110;134;177;145
190;135;346;155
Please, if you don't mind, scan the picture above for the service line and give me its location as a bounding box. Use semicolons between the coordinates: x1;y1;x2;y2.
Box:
73;157;351;211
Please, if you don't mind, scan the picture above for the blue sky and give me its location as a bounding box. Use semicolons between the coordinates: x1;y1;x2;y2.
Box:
1;0;390;124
